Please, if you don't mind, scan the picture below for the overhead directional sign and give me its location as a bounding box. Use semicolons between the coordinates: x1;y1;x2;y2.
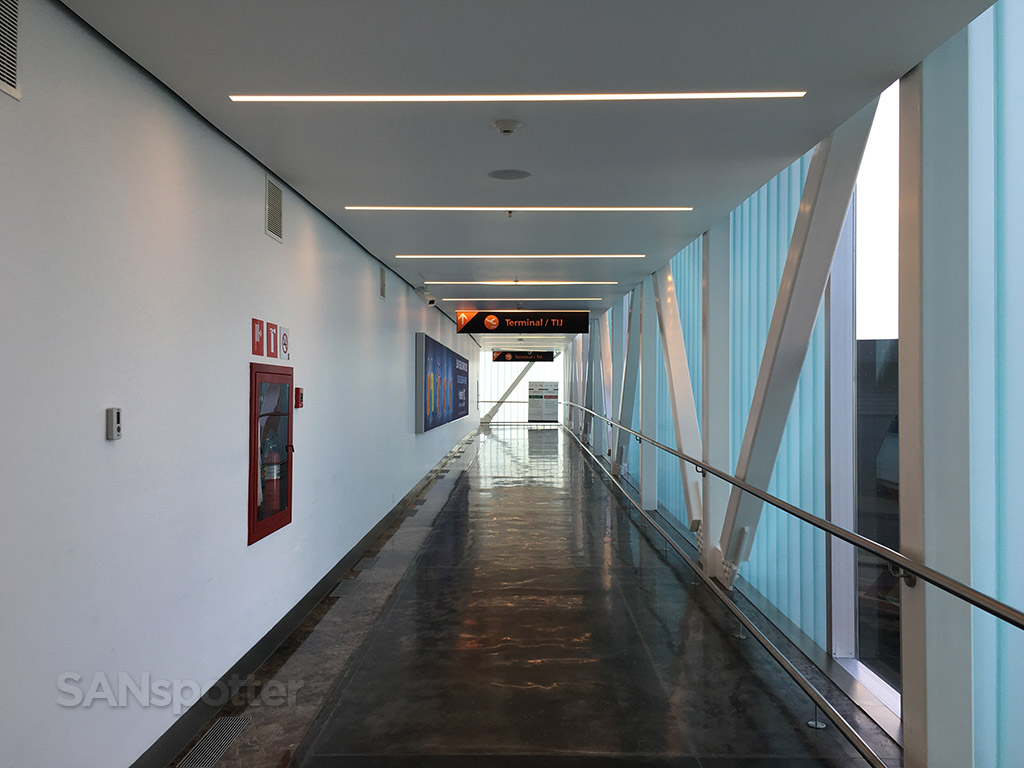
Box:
456;310;589;334
492;350;556;362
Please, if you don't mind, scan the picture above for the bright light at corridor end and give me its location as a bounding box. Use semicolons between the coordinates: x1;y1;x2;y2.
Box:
230;91;805;103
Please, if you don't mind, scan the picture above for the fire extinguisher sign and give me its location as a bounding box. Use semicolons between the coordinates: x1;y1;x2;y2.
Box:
252;319;265;356
252;318;291;360
266;323;279;358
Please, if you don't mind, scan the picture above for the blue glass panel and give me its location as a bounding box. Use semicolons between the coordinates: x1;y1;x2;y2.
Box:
972;4;1024;763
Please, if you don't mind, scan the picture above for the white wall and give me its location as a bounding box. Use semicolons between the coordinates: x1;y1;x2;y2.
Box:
0;1;479;765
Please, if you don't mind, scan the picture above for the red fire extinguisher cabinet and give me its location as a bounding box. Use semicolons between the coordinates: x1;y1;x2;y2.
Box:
249;363;294;544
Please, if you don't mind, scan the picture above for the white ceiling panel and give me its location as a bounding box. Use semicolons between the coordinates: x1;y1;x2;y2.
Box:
60;0;993;330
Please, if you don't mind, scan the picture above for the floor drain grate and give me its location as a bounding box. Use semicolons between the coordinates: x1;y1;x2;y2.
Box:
178;715;251;767
331;580;360;598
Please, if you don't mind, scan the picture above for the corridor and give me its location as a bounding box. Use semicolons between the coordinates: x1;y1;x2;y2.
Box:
291;425;885;767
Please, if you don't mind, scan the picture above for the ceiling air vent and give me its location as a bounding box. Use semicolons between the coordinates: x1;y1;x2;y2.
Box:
0;0;19;100
265;176;283;242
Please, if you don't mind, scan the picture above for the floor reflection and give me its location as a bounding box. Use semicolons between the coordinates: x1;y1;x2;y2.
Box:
297;425;876;767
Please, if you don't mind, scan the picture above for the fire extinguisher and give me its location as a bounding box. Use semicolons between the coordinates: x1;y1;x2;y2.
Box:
262;446;281;512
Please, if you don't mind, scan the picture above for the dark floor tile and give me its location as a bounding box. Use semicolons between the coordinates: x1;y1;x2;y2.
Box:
293;427;898;768
304;757;702;768
698;758;870;768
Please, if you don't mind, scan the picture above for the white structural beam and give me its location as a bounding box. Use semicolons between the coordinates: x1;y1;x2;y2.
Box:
583;319;597;442
567;336;582;431
701;219;730;576
640;276;658;511
482;360;536;424
610;298;625;460
590;316;606;457
614;287;642;474
825;203;858;661
719;97;877;581
653;263;704;532
899;31;975;768
598;310;614;458
563;342;573;427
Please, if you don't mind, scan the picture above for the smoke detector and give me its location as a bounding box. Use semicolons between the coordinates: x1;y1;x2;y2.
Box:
492;119;522;136
488;169;531;181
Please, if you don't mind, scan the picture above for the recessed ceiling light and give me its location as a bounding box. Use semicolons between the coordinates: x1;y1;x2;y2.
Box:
396;254;644;259
349;206;690;212
425;280;617;286
488;169;532;181
441;297;601;302
230;91;805;103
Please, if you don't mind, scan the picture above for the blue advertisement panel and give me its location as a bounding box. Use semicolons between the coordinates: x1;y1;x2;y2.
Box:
416;333;469;433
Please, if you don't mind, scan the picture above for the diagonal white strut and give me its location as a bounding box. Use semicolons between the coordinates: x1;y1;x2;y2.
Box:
653;262;704;532
583;319;597;441
482;360;536;423
718;98;878;585
614;287;642;473
600;312;614;452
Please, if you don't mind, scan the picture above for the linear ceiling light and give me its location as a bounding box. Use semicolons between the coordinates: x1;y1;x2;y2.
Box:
396;254;645;259
349;206;690;212
230;91;805;103
442;297;600;302
425;280;617;286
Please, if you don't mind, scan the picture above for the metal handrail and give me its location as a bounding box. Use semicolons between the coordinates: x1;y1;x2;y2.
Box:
561;425;888;768
561;400;1024;633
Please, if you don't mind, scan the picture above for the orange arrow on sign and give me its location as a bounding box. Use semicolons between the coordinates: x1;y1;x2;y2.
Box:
456;310;477;331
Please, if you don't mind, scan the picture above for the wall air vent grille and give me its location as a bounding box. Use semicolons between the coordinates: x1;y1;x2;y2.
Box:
265;176;283;241
0;0;18;100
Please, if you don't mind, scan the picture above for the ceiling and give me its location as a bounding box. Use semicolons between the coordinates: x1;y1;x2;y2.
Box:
62;0;992;351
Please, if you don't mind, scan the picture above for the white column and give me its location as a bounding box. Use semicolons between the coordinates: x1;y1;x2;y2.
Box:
610;298;625;461
599;310;614;458
591;315;607;458
640;276;658;511
702;219;730;577
583;320;597;443
899;29;974;767
825;203;857;659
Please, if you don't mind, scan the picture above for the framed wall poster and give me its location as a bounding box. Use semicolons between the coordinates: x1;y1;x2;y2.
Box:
415;333;469;433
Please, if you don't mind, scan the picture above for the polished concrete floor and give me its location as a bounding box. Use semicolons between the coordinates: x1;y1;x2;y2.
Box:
292;425;886;767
